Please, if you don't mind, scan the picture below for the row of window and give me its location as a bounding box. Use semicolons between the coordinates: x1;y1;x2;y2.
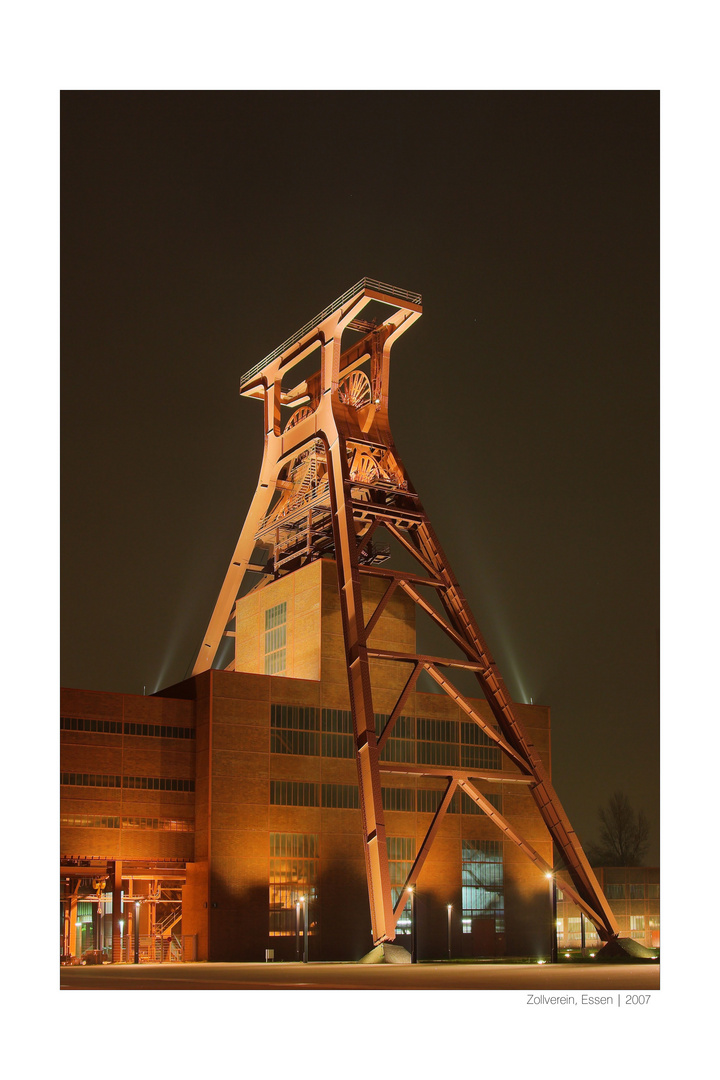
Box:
271;705;502;768
269;779;502;815
605;883;660;899
60;815;193;831
60;773;195;791
62;707;502;769
61;717;195;740
557;915;658;940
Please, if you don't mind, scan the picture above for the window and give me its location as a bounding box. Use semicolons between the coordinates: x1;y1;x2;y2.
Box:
462;839;504;933
567;917;582;941
629;883;645;899
417;788;454;814
321;709;354;758
377;714;415;763
630;915;645;934
63;716;185;739
460;721;501;770
648;883;660;899
382;787;416;813
124;722;195;739
606;883;625;899
417;716;459;766
122;776;194;791
388;837;415;935
61;773;122;788
270;704;320;756
61;716;122;734
61;814;120;829
264;603;287;674
321;783;359;809
270;780;319;806
269;833;318;936
121;817;193;832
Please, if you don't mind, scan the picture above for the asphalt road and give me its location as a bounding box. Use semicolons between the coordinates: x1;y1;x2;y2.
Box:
60;960;660;991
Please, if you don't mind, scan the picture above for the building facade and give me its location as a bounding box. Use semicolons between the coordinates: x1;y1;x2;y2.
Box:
556;866;660;952
61;558;556;962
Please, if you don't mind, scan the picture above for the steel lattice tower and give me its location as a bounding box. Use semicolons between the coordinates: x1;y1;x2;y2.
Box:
192;278;620;946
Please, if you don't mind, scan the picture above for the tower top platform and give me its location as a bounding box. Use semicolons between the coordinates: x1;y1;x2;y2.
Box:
239;277;422;392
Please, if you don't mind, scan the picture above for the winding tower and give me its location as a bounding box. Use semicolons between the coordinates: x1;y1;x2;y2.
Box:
192;278;620;948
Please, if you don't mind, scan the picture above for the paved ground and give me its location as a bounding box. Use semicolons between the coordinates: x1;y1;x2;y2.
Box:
61;959;660;991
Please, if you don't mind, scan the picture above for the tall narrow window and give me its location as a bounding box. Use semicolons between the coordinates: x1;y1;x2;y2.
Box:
462;839;504;933
269;833;318;936
387;836;415;935
265;603;287;674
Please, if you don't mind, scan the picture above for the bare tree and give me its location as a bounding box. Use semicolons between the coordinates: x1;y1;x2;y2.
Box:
587;791;650;866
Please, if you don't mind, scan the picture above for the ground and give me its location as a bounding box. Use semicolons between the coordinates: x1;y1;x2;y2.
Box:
60;959;660;991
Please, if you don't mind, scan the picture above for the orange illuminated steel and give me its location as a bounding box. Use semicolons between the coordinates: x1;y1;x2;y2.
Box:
191;278;620;946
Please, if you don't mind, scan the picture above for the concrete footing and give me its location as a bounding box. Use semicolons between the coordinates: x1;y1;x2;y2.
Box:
359;943;412;964
594;937;659;963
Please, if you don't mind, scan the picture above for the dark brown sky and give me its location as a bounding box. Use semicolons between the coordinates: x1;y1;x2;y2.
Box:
61;90;659;860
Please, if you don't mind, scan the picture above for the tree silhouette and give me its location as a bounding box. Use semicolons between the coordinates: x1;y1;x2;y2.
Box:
587;791;650;866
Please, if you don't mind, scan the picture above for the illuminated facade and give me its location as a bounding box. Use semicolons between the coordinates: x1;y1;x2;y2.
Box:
555;867;660;953
61;561;555;961
61;278;624;962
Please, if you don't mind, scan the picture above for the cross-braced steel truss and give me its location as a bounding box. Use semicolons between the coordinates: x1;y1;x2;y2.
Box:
192;278;620;945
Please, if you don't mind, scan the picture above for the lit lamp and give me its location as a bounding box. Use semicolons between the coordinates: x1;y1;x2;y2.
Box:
447;904;452;961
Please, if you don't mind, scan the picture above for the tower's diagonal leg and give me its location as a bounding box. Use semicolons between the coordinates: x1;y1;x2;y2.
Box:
412;517;620;940
325;430;394;944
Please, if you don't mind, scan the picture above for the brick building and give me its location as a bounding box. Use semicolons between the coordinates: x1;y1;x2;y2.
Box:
61;558;556;962
555;866;660;953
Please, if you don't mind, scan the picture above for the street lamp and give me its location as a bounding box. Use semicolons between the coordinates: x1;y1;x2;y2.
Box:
407;887;416;964
447;903;452;961
295;899;301;962
300;894;309;964
545;872;558;963
134;901;140;965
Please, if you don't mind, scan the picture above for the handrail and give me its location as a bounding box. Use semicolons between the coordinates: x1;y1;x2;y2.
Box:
240;278;422;387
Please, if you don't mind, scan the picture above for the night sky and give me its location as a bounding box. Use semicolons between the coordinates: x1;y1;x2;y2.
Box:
61;91;659;862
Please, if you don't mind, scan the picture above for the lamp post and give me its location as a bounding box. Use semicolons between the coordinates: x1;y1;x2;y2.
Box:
301;894;309;964
545;873;558;963
580;911;586;957
295;898;301;962
134;900;140;965
447;903;452;961
408;887;416;964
